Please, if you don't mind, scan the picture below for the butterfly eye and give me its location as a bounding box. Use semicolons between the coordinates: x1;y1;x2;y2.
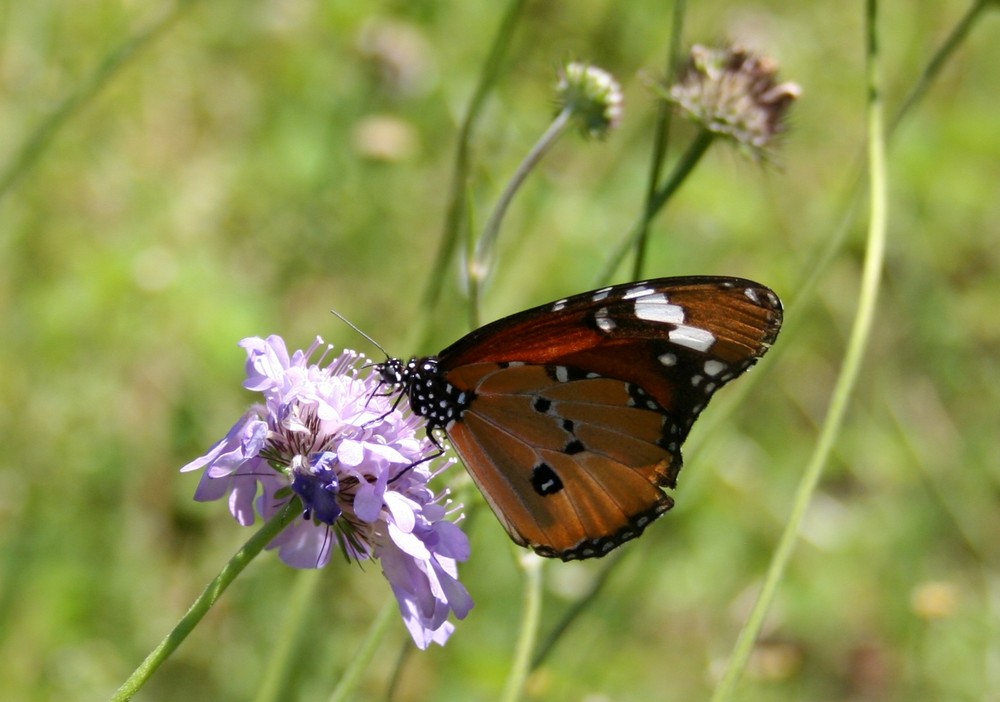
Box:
384;276;782;560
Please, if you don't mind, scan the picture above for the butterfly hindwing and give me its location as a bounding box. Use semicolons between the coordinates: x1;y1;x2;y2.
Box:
378;276;782;560
444;363;676;559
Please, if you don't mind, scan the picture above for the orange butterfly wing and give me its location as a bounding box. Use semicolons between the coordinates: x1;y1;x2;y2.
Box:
402;277;782;560
443;363;677;558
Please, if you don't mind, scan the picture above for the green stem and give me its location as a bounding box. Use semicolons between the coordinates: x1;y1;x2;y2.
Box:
328;599;397;702
253;569;322;702
468;107;573;328
110;502;300;702
517;0;988;682
710;1;888;698
531;552;621;670
501;554;544;702
632;0;687;281
597;129;714;286
420;0;527;321
696;0;993;458
0;1;197;205
889;0;993;134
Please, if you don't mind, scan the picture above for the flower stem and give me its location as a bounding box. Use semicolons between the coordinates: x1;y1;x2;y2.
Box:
328;599;397;702
632;0;687;281
710;1;888;699
469;107;574;328
253;569;322;702
598;129;714;286
420;0;527;318
531;552;621;669
110;503;301;702
501;553;544;702
889;0;993;134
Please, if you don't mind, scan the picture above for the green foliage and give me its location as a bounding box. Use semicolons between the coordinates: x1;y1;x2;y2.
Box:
1;1;998;700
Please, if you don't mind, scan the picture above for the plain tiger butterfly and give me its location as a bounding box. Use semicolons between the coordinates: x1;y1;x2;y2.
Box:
375;276;782;561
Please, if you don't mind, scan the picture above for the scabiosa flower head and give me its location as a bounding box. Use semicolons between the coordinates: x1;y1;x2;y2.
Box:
669;44;800;159
182;335;473;648
556;61;624;138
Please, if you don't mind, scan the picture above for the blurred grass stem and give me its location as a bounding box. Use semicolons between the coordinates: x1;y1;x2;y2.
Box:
711;1;888;698
469;108;573;328
598;129;714;286
501;553;544;702
328;599;397;702
632;0;687;280
0;1;196;206
253;569;322;702
890;0;995;134
421;0;526;327
531;553;621;669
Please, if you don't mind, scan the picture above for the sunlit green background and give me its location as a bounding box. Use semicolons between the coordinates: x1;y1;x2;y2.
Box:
2;1;999;700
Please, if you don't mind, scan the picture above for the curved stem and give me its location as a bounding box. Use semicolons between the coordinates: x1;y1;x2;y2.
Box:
420;0;527;321
468;108;573;328
598;129;714;286
253;569;322;702
110;502;300;701
632;0;687;280
0;1;197;205
711;1;888;698
328;599;397;702
531;552;621;669
500;554;544;702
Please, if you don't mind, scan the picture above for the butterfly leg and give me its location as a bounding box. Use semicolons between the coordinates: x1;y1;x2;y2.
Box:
387;447;446;485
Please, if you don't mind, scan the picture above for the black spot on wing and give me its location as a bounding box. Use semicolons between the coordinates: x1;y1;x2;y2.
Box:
531;463;563;496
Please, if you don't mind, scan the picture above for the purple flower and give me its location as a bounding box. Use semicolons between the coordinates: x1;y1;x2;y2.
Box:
182;335;473;648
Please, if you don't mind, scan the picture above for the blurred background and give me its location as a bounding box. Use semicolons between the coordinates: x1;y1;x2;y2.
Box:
2;1;999;700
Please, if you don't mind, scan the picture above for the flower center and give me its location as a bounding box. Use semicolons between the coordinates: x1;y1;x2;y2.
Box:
289;453;343;525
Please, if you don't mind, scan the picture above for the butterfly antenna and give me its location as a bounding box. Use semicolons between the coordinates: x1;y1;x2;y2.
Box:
330;309;389;360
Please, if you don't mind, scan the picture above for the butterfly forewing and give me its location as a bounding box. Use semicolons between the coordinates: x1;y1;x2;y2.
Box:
381;276;782;561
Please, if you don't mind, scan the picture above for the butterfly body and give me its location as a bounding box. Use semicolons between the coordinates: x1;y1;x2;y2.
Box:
376;276;782;561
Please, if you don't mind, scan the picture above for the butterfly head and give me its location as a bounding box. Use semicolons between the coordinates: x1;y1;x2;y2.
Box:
374;356;408;389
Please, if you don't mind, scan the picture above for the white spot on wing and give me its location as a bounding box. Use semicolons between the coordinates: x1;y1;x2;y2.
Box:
634;294;685;324
594;307;616;333
552;298;568;311
669;325;716;352
623;286;656;300
658;352;677;366
555;366;569;383
744;287;761;304
592;287;612;302
704;359;726;376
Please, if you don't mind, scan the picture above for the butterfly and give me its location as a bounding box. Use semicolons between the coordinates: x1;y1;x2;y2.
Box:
375;276;782;561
